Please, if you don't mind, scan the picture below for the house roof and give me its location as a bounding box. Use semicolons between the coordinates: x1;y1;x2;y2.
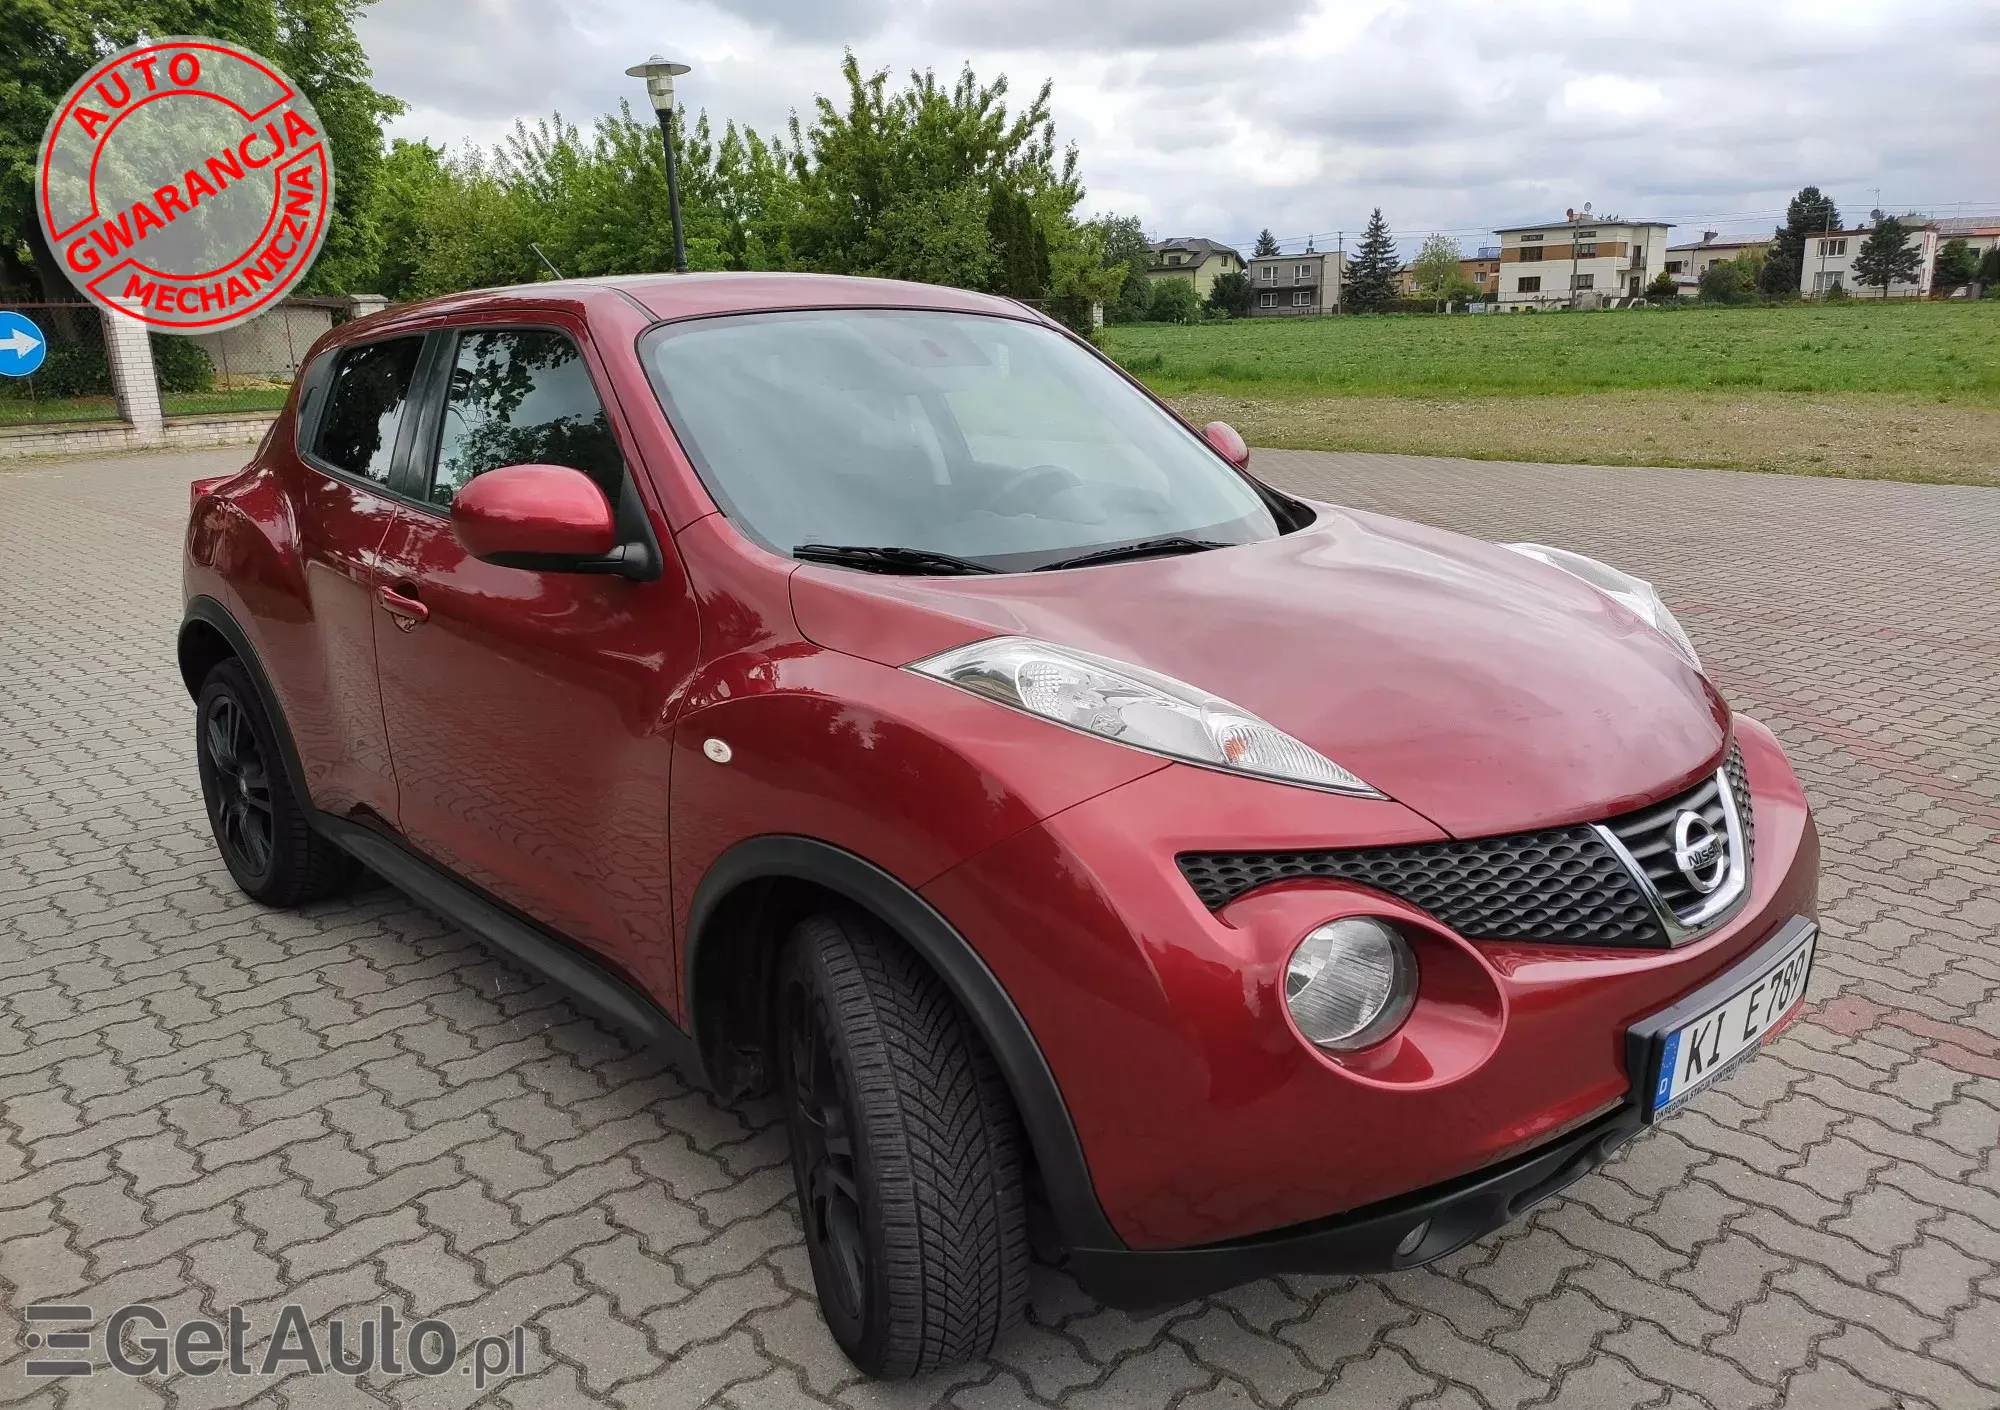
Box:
1814;224;1936;239
1666;237;1770;252
1930;217;2000;236
1148;238;1244;268
1493;218;1673;234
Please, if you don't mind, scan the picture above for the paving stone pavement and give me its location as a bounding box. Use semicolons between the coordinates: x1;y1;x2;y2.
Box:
1;445;1996;1410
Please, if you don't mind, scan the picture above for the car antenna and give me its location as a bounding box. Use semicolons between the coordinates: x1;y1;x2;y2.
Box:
530;243;566;281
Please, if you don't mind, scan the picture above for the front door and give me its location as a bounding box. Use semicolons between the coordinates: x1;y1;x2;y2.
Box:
371;319;698;999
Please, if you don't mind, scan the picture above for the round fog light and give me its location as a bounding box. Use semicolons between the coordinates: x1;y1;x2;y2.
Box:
1285;918;1417;1051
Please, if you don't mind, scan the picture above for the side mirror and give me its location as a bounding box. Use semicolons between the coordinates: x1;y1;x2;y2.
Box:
451;463;620;570
1201;420;1250;470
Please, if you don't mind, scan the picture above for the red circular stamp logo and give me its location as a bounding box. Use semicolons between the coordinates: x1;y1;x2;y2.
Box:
37;38;332;333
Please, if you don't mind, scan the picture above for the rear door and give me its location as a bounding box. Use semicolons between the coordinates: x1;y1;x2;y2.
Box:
281;333;430;820
370;315;699;998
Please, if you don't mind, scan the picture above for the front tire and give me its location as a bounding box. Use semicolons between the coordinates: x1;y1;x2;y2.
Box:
778;911;1031;1378
195;658;355;906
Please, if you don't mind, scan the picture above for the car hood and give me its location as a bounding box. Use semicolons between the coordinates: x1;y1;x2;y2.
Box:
787;504;1729;838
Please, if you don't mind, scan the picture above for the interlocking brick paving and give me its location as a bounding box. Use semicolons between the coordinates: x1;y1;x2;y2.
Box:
1;445;1995;1409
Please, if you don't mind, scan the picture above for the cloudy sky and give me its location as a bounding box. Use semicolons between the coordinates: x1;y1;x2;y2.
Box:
358;0;1999;256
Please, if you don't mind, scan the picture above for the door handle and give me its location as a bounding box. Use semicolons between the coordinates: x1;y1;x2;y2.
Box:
376;584;429;627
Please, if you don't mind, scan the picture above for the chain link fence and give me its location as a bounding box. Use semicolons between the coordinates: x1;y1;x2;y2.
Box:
1;295;363;428
0;301;120;425
176;297;347;417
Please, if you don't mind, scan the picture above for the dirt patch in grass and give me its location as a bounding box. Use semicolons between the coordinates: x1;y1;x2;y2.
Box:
1168;390;2000;487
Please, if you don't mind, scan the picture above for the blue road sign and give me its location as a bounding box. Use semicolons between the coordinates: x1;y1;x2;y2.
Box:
0;311;48;378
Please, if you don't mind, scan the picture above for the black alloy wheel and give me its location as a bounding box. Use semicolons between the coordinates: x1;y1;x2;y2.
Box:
777;911;1031;1378
202;691;275;881
785;975;869;1324
195;658;356;906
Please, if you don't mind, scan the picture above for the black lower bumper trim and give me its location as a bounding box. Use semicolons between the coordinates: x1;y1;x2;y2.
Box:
1065;1103;1644;1309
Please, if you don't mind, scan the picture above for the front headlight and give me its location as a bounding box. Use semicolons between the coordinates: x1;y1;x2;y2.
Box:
906;635;1381;795
1500;542;1701;669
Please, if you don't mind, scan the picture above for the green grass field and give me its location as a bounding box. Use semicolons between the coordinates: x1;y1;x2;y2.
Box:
1102;301;2000;403
0;385;289;428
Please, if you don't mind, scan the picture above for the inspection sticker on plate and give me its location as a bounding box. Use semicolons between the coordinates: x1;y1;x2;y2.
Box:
1638;920;1816;1122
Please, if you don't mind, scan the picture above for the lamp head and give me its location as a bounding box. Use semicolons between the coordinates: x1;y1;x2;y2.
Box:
626;55;691;112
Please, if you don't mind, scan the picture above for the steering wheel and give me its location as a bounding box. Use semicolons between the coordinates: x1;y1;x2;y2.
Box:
984;463;1085;516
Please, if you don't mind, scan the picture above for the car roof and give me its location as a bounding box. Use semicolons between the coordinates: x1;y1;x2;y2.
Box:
355;271;1038;333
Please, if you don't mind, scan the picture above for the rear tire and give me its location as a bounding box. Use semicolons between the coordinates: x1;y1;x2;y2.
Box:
778;910;1030;1378
195;658;356;906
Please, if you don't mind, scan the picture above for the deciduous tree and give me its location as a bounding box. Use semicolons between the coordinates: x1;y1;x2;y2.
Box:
1;0;401;297
1146;278;1199;324
1411;232;1464;312
1699;259;1752;304
1093;214;1152;322
1205;269;1252;317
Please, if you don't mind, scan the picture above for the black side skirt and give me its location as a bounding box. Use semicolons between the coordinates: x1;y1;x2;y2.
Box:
315;816;702;1076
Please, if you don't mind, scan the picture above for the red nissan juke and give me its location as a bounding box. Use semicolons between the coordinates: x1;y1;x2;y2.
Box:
181;273;1819;1378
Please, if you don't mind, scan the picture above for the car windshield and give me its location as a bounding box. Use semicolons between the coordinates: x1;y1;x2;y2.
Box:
640;308;1284;573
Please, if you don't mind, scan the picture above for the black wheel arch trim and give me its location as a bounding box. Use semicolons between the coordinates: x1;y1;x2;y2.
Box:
180;596;315;812
685;835;1126;1253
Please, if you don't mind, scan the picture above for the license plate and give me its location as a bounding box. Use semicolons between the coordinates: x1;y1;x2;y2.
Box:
1629;918;1816;1122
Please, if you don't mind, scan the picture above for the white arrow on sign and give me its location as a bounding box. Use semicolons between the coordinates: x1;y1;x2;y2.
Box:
0;328;41;357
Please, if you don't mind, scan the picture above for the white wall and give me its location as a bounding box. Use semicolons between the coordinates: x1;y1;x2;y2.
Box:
1799;228;1938;298
1497;225;1668;307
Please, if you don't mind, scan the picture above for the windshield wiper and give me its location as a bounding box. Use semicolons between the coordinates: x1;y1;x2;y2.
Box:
1033;536;1230;572
793;543;1000;576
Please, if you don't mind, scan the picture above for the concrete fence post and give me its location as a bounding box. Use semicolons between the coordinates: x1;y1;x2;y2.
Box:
100;302;164;439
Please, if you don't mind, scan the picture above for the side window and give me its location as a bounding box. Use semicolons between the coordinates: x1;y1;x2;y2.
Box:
313;337;424;484
430;329;625;508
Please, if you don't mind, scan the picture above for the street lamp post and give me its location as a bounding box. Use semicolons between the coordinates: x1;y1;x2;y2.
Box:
627;55;692;274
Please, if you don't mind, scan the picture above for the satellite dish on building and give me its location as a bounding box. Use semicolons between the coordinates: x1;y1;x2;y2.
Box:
1583;202;1592;214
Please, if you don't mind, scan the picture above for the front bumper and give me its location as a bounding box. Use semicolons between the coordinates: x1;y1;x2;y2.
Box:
922;715;1819;1253
1069;1101;1643;1309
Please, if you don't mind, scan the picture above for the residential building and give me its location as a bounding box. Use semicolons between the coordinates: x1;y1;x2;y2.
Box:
1245;249;1342;315
1930;217;2000;287
1393;250;1498;304
1461;250;1501;299
1798;220;1938;298
1665;232;1770;289
1931;217;2000;257
1145;238;1245;301
1494;215;1672;309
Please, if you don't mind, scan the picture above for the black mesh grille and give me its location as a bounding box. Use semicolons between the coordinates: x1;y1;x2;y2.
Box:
1176;745;1750;949
1726;747;1754;858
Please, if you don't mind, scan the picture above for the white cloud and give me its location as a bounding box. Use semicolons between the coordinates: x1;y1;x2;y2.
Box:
358;0;2000;257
